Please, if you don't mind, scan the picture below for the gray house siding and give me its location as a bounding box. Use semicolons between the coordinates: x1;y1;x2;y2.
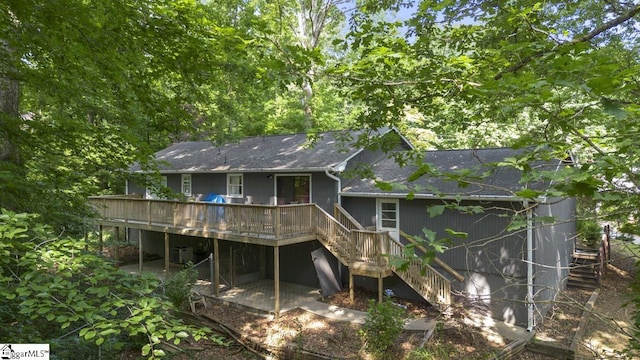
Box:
341;197;527;278
532;197;576;321
341;195;534;326
340;197;376;228
265;241;329;288
427;201;527;278
311;172;339;213
190;173;226;200
128;171;338;211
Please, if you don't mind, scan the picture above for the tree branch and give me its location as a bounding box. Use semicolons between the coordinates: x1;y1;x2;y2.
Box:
494;4;640;80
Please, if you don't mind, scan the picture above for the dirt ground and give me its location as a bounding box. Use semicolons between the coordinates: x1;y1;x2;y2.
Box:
576;241;637;359
521;239;637;359
161;288;508;359
117;240;638;359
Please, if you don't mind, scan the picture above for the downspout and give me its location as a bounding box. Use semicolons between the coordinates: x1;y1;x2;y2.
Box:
525;200;535;332
325;166;343;282
325;168;342;206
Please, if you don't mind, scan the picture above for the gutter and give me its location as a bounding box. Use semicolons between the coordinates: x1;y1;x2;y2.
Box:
325;164;345;206
340;191;526;203
525;200;535;332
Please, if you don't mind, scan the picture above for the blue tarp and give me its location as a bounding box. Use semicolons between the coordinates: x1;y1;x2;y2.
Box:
202;193;226;203
202;193;225;220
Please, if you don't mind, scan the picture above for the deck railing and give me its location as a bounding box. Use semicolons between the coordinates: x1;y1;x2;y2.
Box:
314;205;353;264
89;197;314;239
89;196;452;308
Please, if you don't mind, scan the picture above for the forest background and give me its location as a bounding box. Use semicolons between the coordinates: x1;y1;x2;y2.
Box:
1;0;639;358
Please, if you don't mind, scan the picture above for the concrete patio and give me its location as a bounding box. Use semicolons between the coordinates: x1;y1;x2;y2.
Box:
119;258;322;314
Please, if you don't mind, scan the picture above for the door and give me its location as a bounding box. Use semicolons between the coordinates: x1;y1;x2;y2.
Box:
275;174;311;204
376;198;399;241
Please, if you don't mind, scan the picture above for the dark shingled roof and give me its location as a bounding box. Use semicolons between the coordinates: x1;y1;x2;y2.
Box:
342;147;561;199
133;130;368;173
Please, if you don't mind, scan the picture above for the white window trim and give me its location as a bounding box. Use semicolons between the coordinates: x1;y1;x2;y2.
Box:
227;173;243;198
376;198;399;241
181;174;192;196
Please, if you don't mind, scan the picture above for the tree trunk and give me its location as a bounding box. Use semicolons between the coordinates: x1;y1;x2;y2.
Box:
0;39;21;164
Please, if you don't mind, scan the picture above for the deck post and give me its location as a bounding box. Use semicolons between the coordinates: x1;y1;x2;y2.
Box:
114;227;120;269
349;272;354;303
274;207;281;238
138;229;143;273
378;275;383;303
214;238;220;297
230;248;235;286
274;245;280;319
98;225;103;254
164;227;170;277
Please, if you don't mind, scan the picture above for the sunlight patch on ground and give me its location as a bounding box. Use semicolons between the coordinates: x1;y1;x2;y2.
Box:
583;328;631;359
535;332;559;343
461;310;507;346
265;322;297;347
608;264;630;277
296;312;327;330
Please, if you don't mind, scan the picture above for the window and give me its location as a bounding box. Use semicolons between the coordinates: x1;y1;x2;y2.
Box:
380;202;398;228
181;174;192;196
276;175;311;204
376;198;399;241
227;174;243;198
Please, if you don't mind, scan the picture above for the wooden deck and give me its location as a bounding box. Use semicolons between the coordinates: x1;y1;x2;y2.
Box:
89;196;453;311
90;196;317;246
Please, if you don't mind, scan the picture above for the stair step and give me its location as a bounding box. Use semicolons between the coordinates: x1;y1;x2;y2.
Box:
573;252;599;261
567;281;597;289
569;268;596;275
568;274;597;282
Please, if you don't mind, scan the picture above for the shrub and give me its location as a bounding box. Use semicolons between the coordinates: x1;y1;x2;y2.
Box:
577;219;602;248
358;298;406;356
164;263;198;310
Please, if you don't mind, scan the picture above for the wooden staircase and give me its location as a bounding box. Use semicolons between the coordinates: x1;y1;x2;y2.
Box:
568;250;600;289
313;205;457;311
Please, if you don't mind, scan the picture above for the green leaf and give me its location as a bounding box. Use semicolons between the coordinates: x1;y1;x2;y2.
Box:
515;189;541;199
153;349;166;357
422;228;436;242
142;344;151;356
444;228;467;238
427;205;446;218
375;181;393;191
602;99;628;120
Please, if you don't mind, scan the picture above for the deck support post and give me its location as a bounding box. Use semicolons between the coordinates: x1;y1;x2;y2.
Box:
98;225;103;255
230;248;234;286
138;229;143;273
214;238;220;297
274;245;280;319
378;275;383;303
349;272;354;303
164;227;170;278
114;227;120;269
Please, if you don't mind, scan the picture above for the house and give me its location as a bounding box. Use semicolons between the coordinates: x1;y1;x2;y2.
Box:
339;147;576;330
90;129;576;329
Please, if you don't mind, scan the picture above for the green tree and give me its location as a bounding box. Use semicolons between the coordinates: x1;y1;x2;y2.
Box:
0;209;220;358
338;0;639;231
251;0;354;132
336;0;640;353
0;0;270;229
